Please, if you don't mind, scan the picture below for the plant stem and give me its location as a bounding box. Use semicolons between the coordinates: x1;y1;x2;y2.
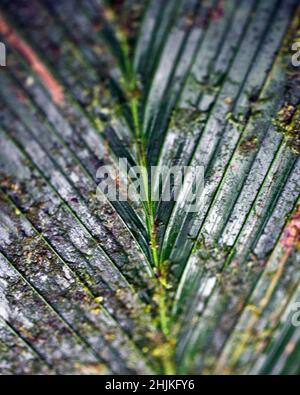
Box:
122;50;173;374
162;356;176;375
129;97;160;268
158;284;169;336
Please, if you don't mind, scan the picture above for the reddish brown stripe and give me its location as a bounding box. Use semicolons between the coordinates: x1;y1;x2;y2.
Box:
281;205;300;253
0;12;64;104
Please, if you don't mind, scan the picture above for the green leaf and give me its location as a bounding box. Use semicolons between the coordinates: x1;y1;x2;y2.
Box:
0;0;300;374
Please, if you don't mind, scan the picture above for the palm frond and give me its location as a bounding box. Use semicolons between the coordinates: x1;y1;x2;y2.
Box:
0;0;300;374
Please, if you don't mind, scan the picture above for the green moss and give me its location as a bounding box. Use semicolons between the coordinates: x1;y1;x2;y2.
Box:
239;135;258;154
274;104;300;154
226;112;244;132
170;108;206;131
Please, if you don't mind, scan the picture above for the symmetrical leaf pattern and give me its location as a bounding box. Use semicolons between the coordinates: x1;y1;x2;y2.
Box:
0;0;300;374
